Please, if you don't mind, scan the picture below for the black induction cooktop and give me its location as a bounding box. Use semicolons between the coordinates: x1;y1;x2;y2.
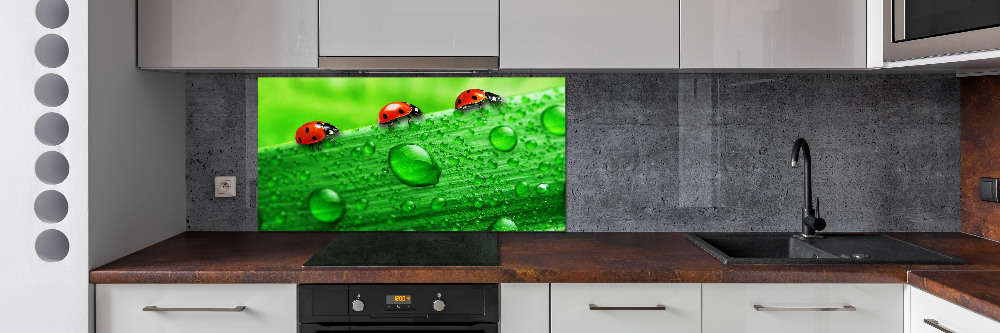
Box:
303;232;499;267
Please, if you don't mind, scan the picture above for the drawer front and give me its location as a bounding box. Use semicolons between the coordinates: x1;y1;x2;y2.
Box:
500;284;549;333
702;283;903;333
319;0;499;57
550;283;701;333
911;288;1000;333
96;284;296;333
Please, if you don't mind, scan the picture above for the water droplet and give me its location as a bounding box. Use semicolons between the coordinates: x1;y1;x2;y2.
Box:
489;218;518;231
387;144;442;187
515;181;529;194
387;214;397;223
487;159;498;169
508;158;520;167
448;156;460;166
516;110;527;119
539;161;552;171
363;141;376;155
535;183;549;194
308;188;346;223
525;140;538;150
474;197;485;208
541;105;566;135
299;171;311;181
455;136;465;145
489;126;518;152
355;198;369;211
401;200;415;212
478;117;488;125
351;147;362;157
420;132;429;140
431;197;446;211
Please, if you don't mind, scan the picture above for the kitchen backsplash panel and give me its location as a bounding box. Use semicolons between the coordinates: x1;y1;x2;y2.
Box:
960;75;1000;241
257;77;568;231
187;73;960;232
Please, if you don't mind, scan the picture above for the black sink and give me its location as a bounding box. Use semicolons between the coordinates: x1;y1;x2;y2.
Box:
686;233;966;265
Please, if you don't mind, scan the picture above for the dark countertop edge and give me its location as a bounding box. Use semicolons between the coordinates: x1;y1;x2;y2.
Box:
86;232;984;286
908;270;1000;324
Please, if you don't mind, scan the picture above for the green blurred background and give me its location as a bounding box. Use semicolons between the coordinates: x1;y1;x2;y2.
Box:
258;77;566;148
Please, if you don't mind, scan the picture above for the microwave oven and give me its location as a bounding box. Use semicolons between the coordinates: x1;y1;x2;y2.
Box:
884;0;1000;62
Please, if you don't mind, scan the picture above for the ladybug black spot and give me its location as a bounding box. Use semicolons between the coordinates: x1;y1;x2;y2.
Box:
398;109;404;114
297;137;302;143
382;114;388;120
305;127;309;133
471;95;478;101
312;136;318;141
466;90;471;93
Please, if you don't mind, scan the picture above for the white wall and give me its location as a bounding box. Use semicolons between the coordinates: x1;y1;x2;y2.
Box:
88;0;187;270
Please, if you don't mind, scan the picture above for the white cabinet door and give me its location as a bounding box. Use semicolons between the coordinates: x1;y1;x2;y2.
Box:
911;287;1000;333
138;0;318;68
96;284;297;333
500;284;549;333
319;0;499;57
702;283;903;333
551;283;700;333
501;0;680;69
681;0;869;68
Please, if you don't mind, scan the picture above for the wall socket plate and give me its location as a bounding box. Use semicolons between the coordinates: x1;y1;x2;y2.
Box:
215;176;236;197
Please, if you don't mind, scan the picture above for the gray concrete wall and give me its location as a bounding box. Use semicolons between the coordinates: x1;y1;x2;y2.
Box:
186;73;960;232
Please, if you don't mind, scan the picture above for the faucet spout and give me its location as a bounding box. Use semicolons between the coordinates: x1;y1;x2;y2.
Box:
791;138;825;237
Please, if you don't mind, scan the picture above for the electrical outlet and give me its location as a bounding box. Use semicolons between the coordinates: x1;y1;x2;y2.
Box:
215;176;236;197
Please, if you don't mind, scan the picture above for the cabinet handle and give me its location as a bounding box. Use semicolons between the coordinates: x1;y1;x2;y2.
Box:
589;304;666;311
143;306;247;312
753;305;856;312
924;319;955;333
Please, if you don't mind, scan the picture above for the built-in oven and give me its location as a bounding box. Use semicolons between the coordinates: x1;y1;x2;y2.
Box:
884;0;1000;61
299;284;498;333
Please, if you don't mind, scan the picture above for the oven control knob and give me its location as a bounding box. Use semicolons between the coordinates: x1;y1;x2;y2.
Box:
432;299;446;312
352;299;365;312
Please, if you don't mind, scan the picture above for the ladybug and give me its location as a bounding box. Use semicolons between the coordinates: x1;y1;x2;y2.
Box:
377;101;422;125
455;89;502;111
295;121;339;146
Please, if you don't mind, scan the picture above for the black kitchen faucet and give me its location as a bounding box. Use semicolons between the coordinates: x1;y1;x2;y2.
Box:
791;138;826;238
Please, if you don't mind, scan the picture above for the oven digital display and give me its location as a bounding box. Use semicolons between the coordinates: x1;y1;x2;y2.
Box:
386;295;412;304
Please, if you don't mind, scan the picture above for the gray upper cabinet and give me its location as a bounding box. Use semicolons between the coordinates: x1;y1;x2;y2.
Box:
317;0;500;70
137;0;318;69
500;0;681;69
680;0;874;69
318;0;499;57
136;0;881;70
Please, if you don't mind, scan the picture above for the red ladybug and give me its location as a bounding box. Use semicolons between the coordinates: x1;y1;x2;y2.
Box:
378;101;422;125
455;89;502;111
295;121;339;146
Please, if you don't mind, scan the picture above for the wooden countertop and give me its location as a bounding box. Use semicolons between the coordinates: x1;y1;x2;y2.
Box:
91;231;1000;322
908;270;1000;323
90;231;1000;284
